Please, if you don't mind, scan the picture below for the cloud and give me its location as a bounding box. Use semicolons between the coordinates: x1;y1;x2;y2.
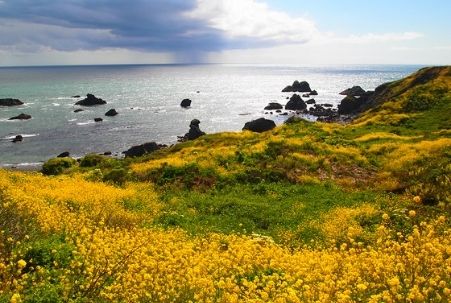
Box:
186;0;318;45
336;32;423;44
0;0;318;55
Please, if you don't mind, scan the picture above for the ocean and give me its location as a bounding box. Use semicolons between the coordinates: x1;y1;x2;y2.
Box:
0;64;422;167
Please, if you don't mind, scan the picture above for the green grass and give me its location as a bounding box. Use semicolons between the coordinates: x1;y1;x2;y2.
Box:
154;182;394;245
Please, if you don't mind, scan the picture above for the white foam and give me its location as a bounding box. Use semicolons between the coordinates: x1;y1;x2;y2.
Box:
76;121;95;126
4;133;39;140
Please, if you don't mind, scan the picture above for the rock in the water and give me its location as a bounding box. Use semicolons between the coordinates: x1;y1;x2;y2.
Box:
242;118;276;133
94;117;103;122
310;90;318;95
105;109;118;116
309;104;335;117
9;113;31;120
74;109;84;113
264;102;283;110
0;98;24;106
72;95;81;98
57;152;70;158
75;94;107;106
12;135;23;143
282;80;312;93
306;99;316;105
123;142;162;158
323;103;333;107
103;151;112;156
180;99;192;108
340;86;366;96
285;94;307;111
179;119;206;141
302;93;310;98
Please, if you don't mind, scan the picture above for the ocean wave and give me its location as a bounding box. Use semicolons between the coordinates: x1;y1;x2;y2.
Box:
76;121;95;126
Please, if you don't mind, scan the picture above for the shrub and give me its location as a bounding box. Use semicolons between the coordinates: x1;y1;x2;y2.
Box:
103;168;130;185
79;154;107;167
41;157;76;175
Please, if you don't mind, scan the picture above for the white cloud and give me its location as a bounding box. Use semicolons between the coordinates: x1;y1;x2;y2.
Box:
186;0;318;44
336;32;424;44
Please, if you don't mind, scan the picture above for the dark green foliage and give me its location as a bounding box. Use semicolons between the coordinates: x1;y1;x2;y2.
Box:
24;284;64;303
147;163;218;189
102;168;129;185
41;158;76;175
79;154;107;167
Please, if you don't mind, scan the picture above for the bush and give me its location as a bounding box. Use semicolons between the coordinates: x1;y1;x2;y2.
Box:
79;154;107;167
41;157;76;175
103;168;129;185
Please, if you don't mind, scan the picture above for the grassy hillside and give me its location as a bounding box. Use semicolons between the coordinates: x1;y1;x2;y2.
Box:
1;67;450;302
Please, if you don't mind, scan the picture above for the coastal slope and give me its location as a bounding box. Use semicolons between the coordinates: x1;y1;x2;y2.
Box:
0;66;450;302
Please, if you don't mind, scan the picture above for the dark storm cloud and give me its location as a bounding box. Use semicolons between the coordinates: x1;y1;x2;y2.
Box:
0;0;227;52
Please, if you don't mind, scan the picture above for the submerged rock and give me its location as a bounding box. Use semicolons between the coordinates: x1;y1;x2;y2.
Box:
75;94;107;106
0;98;24;106
105;109;118;116
72;95;81;98
242;118;276;133
12;135;23;143
264;102;283;110
9;113;31;120
285;94;307;111
94;117;103;122
74;109;84;113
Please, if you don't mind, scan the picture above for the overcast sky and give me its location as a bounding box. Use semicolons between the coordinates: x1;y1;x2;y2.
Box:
0;0;450;66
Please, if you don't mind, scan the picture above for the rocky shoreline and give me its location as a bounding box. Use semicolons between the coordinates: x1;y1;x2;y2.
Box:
1;79;383;171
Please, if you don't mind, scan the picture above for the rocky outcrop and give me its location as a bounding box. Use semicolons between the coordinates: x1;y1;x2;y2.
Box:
338;92;374;115
180;99;192;108
310;90;318;96
242;118;276;133
308;104;336;117
0;98;24;106
264;102;283;110
94;118;103;122
105;109;118;116
306;99;316;105
282;81;312;93
179;119;206;141
75;94;107;106
340;86;366;96
123;142;163;158
9;113;31;120
285;94;307;111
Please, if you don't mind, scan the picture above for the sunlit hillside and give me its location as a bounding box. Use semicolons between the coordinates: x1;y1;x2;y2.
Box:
1;67;450;302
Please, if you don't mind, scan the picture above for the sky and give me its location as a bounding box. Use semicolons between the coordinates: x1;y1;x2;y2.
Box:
0;0;450;66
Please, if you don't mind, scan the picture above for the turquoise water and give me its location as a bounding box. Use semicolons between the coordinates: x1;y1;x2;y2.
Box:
0;64;422;166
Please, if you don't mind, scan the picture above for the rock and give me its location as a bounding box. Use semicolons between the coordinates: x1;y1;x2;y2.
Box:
310;90;318;95
105;109;118;116
323;103;333;107
302;94;310;98
94;118;103;122
123;142;162;158
280;112;288;116
72;95;81;98
285;94;307;111
338;96;362;114
340;86;366;96
196;91;200;93
57;151;70;158
180;99;192;108
0;98;24;106
308;104;334;117
74;109;84;113
242;118;276;133
264;102;283;110
179;119;206;141
12;135;23;143
306;99;316;105
9;113;31;120
276;109;282;113
286;97;289;99
282;80;312;93
103;151;112;156
75;94;107;106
